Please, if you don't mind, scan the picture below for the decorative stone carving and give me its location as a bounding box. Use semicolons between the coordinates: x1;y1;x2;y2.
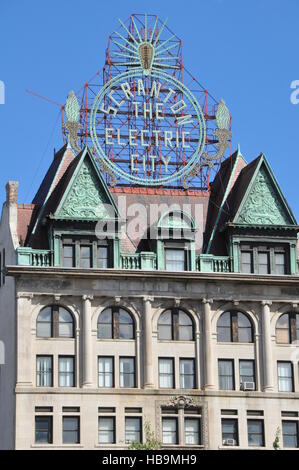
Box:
59;160;109;219
237;168;290;225
165;395;197;409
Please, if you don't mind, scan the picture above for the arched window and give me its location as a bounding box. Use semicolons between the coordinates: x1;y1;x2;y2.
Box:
158;309;194;341
217;311;253;343
36;305;74;338
97;307;135;339
276;312;299;344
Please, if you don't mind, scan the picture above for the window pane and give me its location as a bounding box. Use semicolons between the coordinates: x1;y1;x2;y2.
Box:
63;417;80;444
162;418;177;444
165;249;185;271
119;309;134;339
98;309;112;339
282;421;298;448
180;359;195;389
159;359;174;388
98;357;114;388
275;253;286;275
222;419;238;445
241;251;252;273
276;314;290;344
217;312;232;342
120;358;135;388
98;246;108;268
218;360;234;390
37;307;52;338
258;252;269;274
125;417;141;444
59;357;74;387
185;418;200;445
278;362;293;392
58;308;74;337
63;245;75;268
237;312;253;343
247;420;264;447
35;416;52;444
98;417;115;444
239;360;255;385
158;310;172;340
37;356;52;387
178;312;193;340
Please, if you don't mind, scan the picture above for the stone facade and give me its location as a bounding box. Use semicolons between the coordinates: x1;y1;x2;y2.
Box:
9;270;299;449
0;145;299;450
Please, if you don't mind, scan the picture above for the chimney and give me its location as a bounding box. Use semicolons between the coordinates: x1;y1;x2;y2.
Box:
5;181;19;206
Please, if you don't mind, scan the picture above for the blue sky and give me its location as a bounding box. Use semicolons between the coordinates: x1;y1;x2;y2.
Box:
1;0;299;218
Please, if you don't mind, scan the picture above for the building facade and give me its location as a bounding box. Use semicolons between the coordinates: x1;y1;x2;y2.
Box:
0;144;299;450
1;13;299;451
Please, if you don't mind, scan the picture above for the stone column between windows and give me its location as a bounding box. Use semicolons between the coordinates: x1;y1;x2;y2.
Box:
16;294;33;387
261;301;274;392
202;299;215;390
82;295;93;387
143;296;154;388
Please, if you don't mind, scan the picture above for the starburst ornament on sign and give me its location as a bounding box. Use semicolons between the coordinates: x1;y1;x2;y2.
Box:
112;15;180;75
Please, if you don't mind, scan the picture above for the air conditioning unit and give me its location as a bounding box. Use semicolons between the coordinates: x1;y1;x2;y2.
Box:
240;381;255;391
223;438;236;446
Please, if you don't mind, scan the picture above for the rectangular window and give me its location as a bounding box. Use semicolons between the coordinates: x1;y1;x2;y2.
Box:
185;418;201;445
218;359;234;390
275;252;286;275
59;356;75;387
98;357;114;388
119;357;135;388
97;245;108;268
165;249;185;271
159;358;174;388
239;360;255;388
222;418;238;446
282;421;298;448
162;418;178;444
80;245;92;268
63;244;75;268
63;416;80;444
247;420;264;447
180;358;195;389
277;362;293;392
125;417;142;444
35;416;53;444
36;356;53;387
257;250;270;274
98;416;115;444
241;250;253;274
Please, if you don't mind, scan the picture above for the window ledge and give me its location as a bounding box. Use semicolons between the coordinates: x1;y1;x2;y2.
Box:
36;338;75;341
158;340;195;343
217;342;254;346
31;444;84;448
96;339;135;342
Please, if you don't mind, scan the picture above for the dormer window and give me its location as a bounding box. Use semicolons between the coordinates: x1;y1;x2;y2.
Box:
62;237;110;268
165;247;186;271
240;244;288;275
157;210;196;271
